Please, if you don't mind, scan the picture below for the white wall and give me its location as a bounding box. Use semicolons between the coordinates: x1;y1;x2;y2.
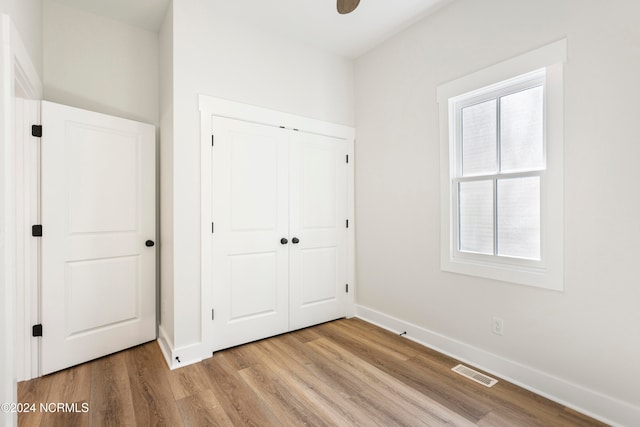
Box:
167;0;355;350
1;0;42;78
355;0;640;423
43;0;159;126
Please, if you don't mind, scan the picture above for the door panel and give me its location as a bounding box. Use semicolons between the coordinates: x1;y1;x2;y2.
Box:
229;253;279;320
41;101;155;375
65;256;140;335
211;117;289;351
300;143;337;228
67;125;139;233
289;132;348;330
300;247;338;304
229;134;279;231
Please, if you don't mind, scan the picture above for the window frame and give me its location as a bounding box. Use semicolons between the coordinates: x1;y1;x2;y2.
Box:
452;70;545;264
438;40;566;291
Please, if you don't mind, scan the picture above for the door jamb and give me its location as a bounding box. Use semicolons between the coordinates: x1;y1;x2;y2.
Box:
1;14;43;385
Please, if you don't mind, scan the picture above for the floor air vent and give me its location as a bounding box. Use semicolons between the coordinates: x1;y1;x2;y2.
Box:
451;364;498;387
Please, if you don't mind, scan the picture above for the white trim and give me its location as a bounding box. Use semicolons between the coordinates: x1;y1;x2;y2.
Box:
437;39;567;102
1;14;43;426
14;99;40;382
10;20;42;381
439;40;565;290
169;341;204;370
199;95;355;140
13;51;42;381
356;305;637;427
157;326;204;370
7;18;41;101
346;138;356;317
156;326;174;368
0;15;16;427
199;94;356;358
199;109;212;362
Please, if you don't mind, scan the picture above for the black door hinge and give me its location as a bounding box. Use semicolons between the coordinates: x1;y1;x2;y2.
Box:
32;225;42;237
346;284;349;293
31;125;42;138
346;154;349;164
346;219;349;228
211;135;214;146
32;324;43;337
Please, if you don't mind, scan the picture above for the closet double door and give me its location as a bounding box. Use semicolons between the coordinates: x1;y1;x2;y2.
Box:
210;117;348;352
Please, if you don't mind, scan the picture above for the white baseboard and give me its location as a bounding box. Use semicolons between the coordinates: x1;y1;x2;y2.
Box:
356;305;638;427
157;325;205;370
156;325;174;368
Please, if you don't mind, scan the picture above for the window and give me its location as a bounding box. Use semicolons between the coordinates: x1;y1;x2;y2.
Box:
438;40;566;290
456;71;544;260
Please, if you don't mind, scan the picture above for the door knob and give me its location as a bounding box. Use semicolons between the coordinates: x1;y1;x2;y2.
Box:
280;238;288;245
145;240;155;247
292;237;300;244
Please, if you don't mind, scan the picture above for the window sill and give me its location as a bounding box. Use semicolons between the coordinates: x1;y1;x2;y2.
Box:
441;254;563;291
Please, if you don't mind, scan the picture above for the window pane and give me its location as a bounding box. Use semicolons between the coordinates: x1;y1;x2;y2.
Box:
462;100;497;176
497;177;540;259
500;86;544;172
459;180;494;255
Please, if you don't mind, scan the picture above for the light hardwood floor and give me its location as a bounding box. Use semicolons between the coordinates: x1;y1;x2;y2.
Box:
18;318;608;426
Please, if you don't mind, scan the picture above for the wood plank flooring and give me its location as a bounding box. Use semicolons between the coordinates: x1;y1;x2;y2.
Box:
18;318;609;426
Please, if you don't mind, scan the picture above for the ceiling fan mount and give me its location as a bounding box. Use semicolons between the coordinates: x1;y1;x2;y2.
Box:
337;0;360;14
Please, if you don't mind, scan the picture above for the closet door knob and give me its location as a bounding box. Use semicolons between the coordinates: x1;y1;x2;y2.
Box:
292;237;300;244
280;238;288;245
145;240;155;247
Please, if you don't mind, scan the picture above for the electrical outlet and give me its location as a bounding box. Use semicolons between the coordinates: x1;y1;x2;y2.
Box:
492;317;505;336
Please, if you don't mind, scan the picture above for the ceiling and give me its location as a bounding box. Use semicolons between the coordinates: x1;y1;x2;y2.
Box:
50;0;451;58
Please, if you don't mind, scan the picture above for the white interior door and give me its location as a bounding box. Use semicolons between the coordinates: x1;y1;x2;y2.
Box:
289;132;348;330
41;101;156;375
210;116;289;351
